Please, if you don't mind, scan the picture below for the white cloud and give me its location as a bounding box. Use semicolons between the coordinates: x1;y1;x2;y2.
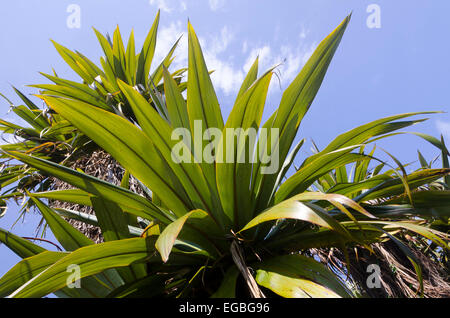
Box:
242;41;248;54
153;22;316;97
153;21;187;69
149;0;172;13
210;26;233;55
149;0;187;13
299;27;309;39
244;46;272;72
209;0;225;11
153;22;243;95
436;120;450;141
243;35;316;93
203;26;244;94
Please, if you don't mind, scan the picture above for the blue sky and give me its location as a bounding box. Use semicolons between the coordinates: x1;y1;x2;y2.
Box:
1;0;450;280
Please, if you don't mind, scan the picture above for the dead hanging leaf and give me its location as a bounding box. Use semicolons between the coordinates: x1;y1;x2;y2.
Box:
230;240;265;298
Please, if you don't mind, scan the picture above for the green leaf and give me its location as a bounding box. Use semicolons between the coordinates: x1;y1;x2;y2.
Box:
288;192;375;219
156;210;208;262
0;228;46;259
186;21;224;202
417;150;429;169
31;84;111;111
216;69;273;228
151;37;181;86
305;114;436;168
0;199;7;218
211;266;240;298
36;72;111;109
355;221;448;249
118;80;220;222
9;237;157;298
12;86;39;110
106;274;167;298
269;138;305;203
33;189;92;206
90;197;130;242
5;151;170;223
254;254;351;298
112;26;128;82
136;10;160;86
126;29;136;84
93;27;116;78
353;169;450;202
252;15;351;207
187;21;224;132
163;67;190;131
275;146;367;203
0;251;66;298
0;250;109;298
12;106;48;131
51;40;93;82
379;190;450;219
440;136;450;187
38;95;192;217
239;196;351;240
30;196;93;251
90;197;147;283
236;56;259;101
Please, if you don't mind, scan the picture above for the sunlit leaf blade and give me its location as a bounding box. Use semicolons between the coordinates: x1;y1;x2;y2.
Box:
255;254;351;298
112;26;128;82
275;146;367;203
216;70;273;228
378;190;450;219
151;37;181;86
12;86;39;110
93;27;116;79
32;189;93;206
51;40;92;82
163;67;190;131
252;15;351;208
12;106;48;131
30;196;93;251
0;251;66;298
0;228;46;258
90;197;130;242
126;29;136;84
118;80;222;223
9;237;157;298
239;197;351;240
4;151;170;223
236;57;259;101
136;10;160;87
156;210;208;262
353;169;450;202
90;197;147;283
417;150;428;169
356;221;448;249
38;95;191;216
186;21;224;203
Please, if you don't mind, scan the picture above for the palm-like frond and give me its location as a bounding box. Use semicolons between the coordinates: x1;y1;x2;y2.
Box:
0;13;449;298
